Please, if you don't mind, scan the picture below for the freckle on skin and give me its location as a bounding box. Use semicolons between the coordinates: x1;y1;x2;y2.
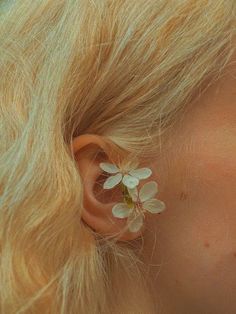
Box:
204;241;210;248
180;192;188;201
233;252;236;258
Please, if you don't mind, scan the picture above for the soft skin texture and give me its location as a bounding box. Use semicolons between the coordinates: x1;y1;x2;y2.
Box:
143;51;236;314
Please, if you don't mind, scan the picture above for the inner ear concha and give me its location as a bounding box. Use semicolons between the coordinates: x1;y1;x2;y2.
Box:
93;173;123;204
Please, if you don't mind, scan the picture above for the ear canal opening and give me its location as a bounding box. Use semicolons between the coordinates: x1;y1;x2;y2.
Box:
93;172;123;204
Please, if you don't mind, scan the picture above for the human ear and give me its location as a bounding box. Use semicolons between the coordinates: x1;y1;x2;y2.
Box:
71;134;143;241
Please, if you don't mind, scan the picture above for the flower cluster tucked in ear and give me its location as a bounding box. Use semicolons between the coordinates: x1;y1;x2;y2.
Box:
99;162;166;233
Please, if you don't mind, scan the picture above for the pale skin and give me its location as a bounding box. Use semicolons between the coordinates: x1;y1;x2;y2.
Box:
71;50;236;314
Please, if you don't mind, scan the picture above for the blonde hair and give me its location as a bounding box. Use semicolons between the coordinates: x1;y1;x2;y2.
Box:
0;1;235;313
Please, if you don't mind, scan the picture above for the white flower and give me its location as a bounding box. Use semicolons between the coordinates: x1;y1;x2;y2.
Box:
99;162;152;189
111;181;166;233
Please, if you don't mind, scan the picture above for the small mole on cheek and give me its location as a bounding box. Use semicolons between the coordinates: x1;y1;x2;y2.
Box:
180;192;188;201
233;252;236;258
204;241;210;248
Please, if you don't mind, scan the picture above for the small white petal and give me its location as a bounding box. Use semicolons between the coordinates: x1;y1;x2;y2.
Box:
142;198;166;214
139;181;158;202
112;203;133;218
99;162;120;174
128;214;144;232
103;173;122;189
128;167;152;179
127;186;138;202
122;174;139;188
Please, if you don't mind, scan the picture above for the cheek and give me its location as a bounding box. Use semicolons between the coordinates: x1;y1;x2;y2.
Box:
146;186;236;313
172;132;236;277
146;128;236;312
174;120;236;257
188;127;236;252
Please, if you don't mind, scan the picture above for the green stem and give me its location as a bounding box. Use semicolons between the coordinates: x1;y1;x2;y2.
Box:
121;183;133;207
